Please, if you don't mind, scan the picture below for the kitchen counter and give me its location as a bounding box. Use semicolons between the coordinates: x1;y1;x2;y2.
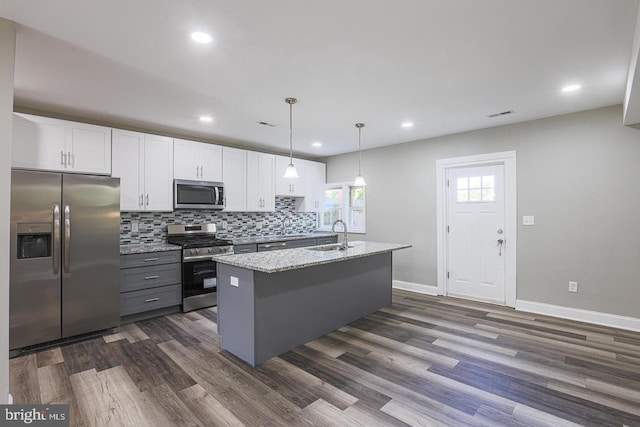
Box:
213;241;411;273
216;240;411;366
119;243;182;255
230;232;337;245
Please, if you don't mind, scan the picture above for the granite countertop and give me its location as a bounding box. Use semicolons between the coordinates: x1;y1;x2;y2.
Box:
120;243;182;255
212;241;411;273
231;232;338;245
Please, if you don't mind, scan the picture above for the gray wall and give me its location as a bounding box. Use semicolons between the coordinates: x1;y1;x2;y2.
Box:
326;105;640;318
0;18;15;402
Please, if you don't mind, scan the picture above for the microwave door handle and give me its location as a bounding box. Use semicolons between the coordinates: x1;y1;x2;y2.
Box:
63;205;70;273
53;204;60;275
215;186;220;205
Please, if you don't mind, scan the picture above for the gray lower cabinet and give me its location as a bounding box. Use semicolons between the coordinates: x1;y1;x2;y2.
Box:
316;236;338;245
257;238;318;252
120;251;182;316
234;244;258;254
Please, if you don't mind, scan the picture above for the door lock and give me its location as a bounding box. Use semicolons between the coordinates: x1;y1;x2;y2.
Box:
497;238;504;256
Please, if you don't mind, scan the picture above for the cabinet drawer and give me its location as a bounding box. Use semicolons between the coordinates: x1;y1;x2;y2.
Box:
284;238;318;249
316;236;338;245
234;244;257;254
121;284;181;316
120;251;181;269
120;263;181;292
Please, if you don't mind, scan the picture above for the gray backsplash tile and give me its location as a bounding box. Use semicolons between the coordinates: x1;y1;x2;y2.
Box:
120;197;318;244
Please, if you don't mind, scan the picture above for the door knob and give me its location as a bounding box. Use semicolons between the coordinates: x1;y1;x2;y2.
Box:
497;238;504;256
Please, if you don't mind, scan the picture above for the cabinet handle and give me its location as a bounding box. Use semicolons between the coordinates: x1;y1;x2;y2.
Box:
196;165;199;178
292;184;295;193
60;151;66;166
238;248;252;253
145;194;149;206
144;258;159;262
139;194;144;207
144;298;159;303
263;243;287;248
144;275;160;280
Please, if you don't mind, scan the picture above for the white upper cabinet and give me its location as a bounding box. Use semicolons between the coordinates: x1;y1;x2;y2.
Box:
222;147;247;212
12;113;111;175
296;160;326;212
247;151;275;212
112;129;174;211
173;138;223;182
274;155;306;197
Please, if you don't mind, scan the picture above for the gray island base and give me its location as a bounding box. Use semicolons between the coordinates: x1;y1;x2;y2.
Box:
214;241;411;366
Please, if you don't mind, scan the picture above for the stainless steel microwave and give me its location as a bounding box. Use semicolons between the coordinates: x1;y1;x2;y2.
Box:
174;180;225;210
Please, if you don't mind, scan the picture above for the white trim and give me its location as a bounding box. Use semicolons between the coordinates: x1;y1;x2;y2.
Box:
392;280;438;296
516;300;640;333
436;151;517;307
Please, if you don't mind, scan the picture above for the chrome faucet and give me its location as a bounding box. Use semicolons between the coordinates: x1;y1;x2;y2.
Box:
332;219;348;250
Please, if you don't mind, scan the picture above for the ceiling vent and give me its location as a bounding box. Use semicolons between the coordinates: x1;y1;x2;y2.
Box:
257;121;276;127
487;110;514;118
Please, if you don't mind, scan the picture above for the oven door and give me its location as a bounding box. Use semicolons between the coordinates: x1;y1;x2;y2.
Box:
182;258;218;311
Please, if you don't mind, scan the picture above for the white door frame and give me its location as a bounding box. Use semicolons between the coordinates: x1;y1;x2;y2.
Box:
436;151;517;307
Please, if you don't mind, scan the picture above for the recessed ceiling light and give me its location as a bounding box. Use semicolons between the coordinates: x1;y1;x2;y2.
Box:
401;122;414;128
562;84;581;92
312;142;322;148
199;116;213;122
191;32;212;44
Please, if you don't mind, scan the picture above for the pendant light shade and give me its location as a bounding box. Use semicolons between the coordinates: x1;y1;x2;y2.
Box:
353;123;366;187
283;97;299;179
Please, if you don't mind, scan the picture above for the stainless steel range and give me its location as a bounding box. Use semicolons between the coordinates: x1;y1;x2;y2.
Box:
167;223;233;312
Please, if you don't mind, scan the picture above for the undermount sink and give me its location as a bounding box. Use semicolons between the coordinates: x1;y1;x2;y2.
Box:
306;243;354;252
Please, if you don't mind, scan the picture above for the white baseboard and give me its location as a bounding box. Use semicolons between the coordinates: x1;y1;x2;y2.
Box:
392;280;438;296
515;300;640;333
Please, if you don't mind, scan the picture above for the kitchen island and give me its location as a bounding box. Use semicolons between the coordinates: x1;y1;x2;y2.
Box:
213;241;411;366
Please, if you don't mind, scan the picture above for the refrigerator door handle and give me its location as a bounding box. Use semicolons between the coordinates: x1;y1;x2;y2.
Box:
63;205;71;273
53;204;60;275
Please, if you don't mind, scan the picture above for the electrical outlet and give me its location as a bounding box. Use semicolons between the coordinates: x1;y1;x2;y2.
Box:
131;222;139;232
523;216;535;226
256;222;262;230
569;281;578;293
221;221;228;230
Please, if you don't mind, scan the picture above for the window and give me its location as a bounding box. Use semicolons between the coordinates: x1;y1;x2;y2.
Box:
319;183;366;233
456;175;496;203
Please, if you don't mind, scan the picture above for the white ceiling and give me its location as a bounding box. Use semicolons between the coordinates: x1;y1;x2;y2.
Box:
1;0;639;158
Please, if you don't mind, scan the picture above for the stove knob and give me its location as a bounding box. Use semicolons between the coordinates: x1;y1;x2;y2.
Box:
207;248;213;254
195;248;200;255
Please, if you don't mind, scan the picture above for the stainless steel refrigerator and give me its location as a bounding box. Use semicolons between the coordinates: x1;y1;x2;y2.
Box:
10;170;121;350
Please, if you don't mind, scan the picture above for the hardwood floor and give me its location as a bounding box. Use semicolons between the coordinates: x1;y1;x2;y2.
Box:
10;290;640;426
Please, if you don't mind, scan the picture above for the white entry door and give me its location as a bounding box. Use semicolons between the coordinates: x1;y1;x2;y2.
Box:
447;164;506;303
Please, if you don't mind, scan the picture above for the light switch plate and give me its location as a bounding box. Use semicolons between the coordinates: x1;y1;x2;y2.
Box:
131;222;139;232
230;276;239;287
523;216;535;226
221;221;228;230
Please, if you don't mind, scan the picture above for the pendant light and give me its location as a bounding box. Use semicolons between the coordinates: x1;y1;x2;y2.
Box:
283;97;299;179
353;123;367;186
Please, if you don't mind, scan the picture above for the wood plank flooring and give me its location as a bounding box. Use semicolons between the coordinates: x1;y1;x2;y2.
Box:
10;290;640;426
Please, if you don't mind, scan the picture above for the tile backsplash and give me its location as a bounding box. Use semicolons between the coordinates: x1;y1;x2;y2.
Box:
120;197;318;245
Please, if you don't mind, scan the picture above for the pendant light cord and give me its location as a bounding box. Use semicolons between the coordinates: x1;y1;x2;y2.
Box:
358;126;362;174
289;101;293;163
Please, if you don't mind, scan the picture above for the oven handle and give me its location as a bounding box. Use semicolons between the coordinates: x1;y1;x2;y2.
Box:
184;254;219;263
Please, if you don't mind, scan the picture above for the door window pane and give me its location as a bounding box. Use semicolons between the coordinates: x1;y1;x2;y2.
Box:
455;174;496;203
